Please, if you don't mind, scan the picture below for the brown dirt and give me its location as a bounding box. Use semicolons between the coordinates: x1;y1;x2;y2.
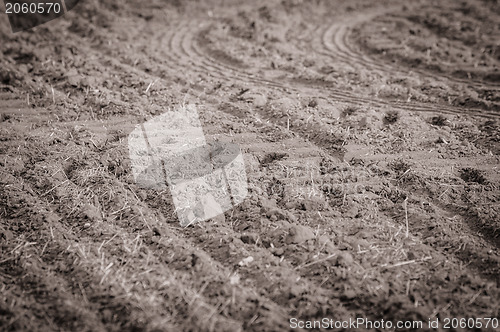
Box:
1;0;499;331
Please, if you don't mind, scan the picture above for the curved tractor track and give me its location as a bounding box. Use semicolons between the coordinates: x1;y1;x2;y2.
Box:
176;20;499;118
316;8;500;90
1;0;500;331
158;13;500;120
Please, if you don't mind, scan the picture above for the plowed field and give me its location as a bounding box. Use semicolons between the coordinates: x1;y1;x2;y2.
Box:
1;0;499;331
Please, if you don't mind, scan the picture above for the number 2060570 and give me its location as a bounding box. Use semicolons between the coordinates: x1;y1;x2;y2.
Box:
442;318;499;329
5;2;62;14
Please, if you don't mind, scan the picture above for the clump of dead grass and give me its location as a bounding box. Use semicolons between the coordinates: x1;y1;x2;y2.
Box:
430;115;448;126
384;111;399;124
341;105;358;117
459;167;488;185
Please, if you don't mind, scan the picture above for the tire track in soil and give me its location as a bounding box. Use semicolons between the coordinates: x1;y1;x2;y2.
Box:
157;16;500;119
62;6;500;131
314;6;500;90
56;6;468;124
59;16;349;162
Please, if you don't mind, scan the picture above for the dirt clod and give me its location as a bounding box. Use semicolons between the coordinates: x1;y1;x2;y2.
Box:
286;224;316;244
